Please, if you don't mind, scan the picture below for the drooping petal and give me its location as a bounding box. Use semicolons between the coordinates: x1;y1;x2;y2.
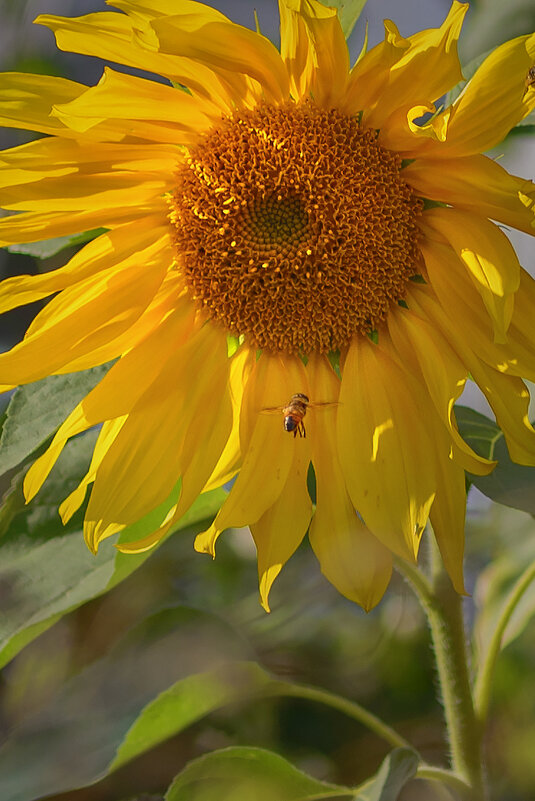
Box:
0;201;167;246
0;213;169;314
422;207;520;342
84;322;232;550
419;242;535;383
202;346;255;492
428;426;467;595
387;298;496;476
23;296;196;504
472;362;535;466
409;277;535;466
0;235;171;385
59;416;126;524
251;434;312;612
194;353;307;557
404;154;535;235
308;354;392;610
337;335;436;562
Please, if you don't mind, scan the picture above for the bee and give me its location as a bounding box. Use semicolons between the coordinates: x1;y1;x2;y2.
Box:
261;392;338;438
525;66;535;93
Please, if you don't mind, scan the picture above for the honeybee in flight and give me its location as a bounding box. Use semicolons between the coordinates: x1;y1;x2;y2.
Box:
261;392;338;438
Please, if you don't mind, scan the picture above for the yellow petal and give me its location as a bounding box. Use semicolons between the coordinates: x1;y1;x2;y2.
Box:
278;0;315;100
410;266;535;387
147;15;289;105
24;298;196;503
0;213;169;314
467;361;535;467
53;67;216;137
0;201;167;246
437;32;535;156
404;154;535;235
341;20;409;115
36;12;236;112
308;354;392;610
194;353;307;555
428;427;467;594
365;1;467;130
337;335;436;562
282;0;349;107
202;346;255;492
0;236;170;385
408;279;535;465
422;207;520;342
251;436;312;612
59;417;126;523
387;300;496;476
85;323;231;548
0;72;85;136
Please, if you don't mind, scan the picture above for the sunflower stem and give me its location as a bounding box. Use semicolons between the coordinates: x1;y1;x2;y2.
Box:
396;552;487;800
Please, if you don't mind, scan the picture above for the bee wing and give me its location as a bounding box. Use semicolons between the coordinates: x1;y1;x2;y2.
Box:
307;401;341;410
260;405;286;415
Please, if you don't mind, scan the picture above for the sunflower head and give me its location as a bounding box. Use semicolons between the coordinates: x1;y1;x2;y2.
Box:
0;0;535;611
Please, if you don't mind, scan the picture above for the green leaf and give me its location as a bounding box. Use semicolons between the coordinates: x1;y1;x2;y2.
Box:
327;0;368;40
165;746;350;801
455;405;535;516
0;609;253;801
111;662;275;772
0;364;111;476
353;748;419;801
0;425;227;667
6;228;105;259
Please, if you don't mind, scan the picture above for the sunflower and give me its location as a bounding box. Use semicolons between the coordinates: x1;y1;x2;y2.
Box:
0;0;534;612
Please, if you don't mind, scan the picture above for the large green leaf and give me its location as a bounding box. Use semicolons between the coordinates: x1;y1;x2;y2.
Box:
326;0;367;40
455;405;535;515
0;609;253;801
0;364;111;476
165;746;350;801
353;748;419;801
111;662;275;772
0;427;227;668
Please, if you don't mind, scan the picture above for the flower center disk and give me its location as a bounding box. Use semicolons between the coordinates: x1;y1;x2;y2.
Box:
169;102;423;354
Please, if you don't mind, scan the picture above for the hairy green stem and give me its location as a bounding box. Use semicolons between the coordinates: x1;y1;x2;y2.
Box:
474;559;535;724
396;553;487;800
